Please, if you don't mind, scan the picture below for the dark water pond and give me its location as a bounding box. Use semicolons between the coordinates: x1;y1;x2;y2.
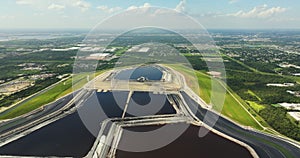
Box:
0;112;94;157
0;90;176;157
115;66;163;81
0;91;129;157
0;91;253;158
116;123;253;158
125;91;176;117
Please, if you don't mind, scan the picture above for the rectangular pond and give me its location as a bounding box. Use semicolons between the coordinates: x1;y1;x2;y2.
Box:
124;91;176;117
114;66;163;81
116;123;253;158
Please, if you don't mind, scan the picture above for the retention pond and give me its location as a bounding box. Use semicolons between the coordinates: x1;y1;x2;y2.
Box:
116;123;253;158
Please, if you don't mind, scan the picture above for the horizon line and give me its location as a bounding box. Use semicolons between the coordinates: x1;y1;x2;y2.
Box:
0;28;300;31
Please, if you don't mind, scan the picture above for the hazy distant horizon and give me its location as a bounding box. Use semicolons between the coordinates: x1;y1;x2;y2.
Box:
1;28;300;33
1;0;299;29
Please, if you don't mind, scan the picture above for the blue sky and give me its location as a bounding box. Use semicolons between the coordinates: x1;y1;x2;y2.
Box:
0;0;299;29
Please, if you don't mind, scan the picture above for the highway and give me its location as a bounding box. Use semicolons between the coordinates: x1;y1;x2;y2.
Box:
181;91;300;158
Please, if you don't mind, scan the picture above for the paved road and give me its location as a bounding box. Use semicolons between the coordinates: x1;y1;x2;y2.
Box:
181;91;300;158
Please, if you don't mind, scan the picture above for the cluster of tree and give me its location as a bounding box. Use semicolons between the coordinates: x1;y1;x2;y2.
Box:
222;56;252;72
0;48;77;80
221;46;300;74
186;54;256;73
4;50;77;62
226;70;293;83
227;70;300;104
0;65;29;80
46;63;73;75
244;61;277;73
111;30;190;46
255;87;300;104
185;56;208;71
96;61;116;70
0;36;84;47
280;67;300;75
259;106;300;141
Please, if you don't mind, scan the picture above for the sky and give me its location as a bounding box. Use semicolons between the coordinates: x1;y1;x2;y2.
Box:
0;0;300;29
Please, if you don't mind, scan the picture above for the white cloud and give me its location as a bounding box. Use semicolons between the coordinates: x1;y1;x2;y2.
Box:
48;3;65;11
61;15;69;19
73;0;90;12
228;4;286;18
143;3;151;8
151;1;188;16
175;0;186;12
97;5;122;13
127;6;137;10
33;12;44;16
127;3;151;11
16;0;91;12
228;0;239;4
16;0;34;5
0;15;15;19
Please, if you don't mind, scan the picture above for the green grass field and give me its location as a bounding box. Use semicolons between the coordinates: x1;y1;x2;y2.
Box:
114;47;129;56
271;104;281;107
0;70;105;120
220;82;269;129
167;64;264;130
247;101;265;112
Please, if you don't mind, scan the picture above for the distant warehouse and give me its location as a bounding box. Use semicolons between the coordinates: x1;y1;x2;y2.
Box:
85;53;112;60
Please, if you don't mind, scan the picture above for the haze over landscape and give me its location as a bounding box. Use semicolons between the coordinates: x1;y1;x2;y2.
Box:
0;0;299;29
0;1;299;158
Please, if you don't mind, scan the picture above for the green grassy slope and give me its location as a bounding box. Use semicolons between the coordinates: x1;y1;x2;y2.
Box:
167;64;264;130
0;70;105;120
